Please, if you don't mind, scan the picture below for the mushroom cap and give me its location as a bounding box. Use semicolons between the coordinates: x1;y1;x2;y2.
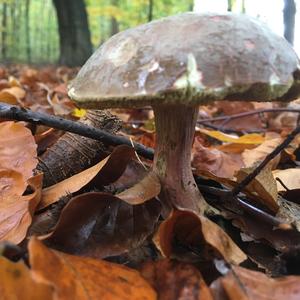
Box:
69;12;300;109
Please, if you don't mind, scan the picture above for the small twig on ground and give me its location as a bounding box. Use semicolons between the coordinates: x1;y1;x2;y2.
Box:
198;184;288;227
0;103;154;160
231;123;300;197
198;107;300;125
197;122;265;134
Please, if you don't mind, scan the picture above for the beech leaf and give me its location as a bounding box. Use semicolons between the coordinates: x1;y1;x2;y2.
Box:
155;209;246;265
40;145;135;209
29;237;156;300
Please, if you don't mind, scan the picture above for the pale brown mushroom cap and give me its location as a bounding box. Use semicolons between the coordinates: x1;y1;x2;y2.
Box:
68;12;300;108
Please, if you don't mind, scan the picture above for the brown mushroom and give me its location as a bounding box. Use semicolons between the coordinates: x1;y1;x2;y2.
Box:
68;12;300;214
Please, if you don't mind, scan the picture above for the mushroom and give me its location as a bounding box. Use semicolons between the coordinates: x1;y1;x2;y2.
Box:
68;12;300;214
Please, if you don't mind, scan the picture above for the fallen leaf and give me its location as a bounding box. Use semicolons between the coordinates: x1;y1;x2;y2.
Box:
210;265;300;300
141;259;213;300
224;208;300;253
40;145;135;209
273;169;300;192
198;128;264;144
117;171;161;204
217;143;258;154
242;137;283;168
0;86;25;104
0;256;54;300
29;237;156;299
0;122;38;181
0;169;26;199
192;139;244;178
0;173;43;243
72;107;87;118
8;76;22;87
42;192;161;259
48;93;75;116
155;209;246;265
236;164;279;213
106;159;148;193
212;101;265;131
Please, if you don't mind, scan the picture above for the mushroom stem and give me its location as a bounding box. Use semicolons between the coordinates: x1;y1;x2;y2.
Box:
152;104;208;214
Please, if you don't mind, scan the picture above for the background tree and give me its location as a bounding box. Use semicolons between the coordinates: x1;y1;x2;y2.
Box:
148;0;154;22
1;1;7;59
52;0;92;66
283;0;296;45
110;0;119;36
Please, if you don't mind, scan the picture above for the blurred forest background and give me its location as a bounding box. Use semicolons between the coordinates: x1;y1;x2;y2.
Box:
0;0;297;67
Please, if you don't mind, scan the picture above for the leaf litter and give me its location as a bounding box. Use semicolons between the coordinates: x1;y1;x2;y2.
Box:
2;65;300;299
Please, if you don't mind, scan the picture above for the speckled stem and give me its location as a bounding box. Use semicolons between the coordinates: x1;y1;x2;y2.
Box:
152;104;208;214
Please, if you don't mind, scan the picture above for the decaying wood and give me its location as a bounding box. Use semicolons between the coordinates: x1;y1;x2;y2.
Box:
36;110;122;187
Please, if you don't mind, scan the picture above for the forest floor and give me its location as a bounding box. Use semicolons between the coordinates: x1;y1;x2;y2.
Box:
1;64;300;299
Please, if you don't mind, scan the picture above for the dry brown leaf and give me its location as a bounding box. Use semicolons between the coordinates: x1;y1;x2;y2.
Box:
236;165;279;213
192;140;244;178
117;171;161;204
273;169;300;192
40;145;135;209
0;121;38;181
141;259;213;300
242;137;283;168
210;265;300;300
42;192;161;258
8;75;22;87
224;206;300;253
0;256;54;300
0;173;43;243
48;93;75;116
212;101;265;131
0;169;26;199
29;237;156;300
155;209;246;265
0;86;26;104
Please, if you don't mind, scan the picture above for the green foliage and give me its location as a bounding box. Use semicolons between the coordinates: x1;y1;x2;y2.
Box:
87;0;193;47
0;0;59;64
0;0;193;64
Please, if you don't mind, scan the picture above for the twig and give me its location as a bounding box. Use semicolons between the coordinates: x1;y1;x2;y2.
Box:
231;123;300;197
198;184;287;227
198;107;300;124
0;103;154;160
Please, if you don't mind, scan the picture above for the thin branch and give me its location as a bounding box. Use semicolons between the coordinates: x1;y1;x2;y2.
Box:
198;184;288;227
231;123;300;197
198;107;300;124
0;103;154;160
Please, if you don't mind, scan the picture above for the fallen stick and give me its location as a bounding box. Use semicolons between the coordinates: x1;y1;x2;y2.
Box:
0;103;154;160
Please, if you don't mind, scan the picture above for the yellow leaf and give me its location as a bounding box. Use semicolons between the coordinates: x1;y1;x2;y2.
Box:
72;108;87;118
236;164;279;213
198;128;264;144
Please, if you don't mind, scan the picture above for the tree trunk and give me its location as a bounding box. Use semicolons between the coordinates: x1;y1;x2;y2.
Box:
241;0;246;13
1;2;7;60
283;0;296;45
25;0;31;62
110;0;119;36
148;0;153;22
52;0;92;66
227;0;232;11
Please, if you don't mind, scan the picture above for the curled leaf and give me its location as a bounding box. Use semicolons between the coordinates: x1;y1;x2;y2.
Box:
40;145;135;209
42;192;161;259
155;209;246;265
